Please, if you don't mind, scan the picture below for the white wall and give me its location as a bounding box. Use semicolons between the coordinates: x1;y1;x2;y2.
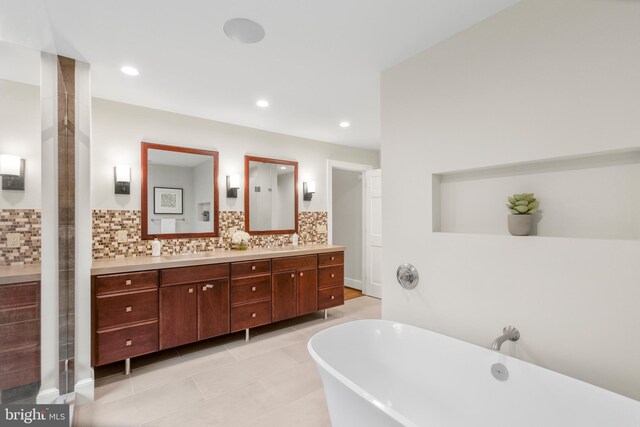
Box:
332;169;362;282
275;172;295;230
91;98;379;213
381;0;640;400
0;79;41;208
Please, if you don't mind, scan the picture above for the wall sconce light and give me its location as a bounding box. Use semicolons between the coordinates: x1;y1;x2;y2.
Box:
227;174;240;198
114;165;131;194
303;181;316;201
0;154;25;191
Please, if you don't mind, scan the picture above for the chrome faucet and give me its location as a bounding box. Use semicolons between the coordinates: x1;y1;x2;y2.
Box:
491;326;520;351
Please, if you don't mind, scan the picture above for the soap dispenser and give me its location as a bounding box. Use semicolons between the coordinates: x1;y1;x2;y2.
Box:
152;238;162;257
292;233;299;247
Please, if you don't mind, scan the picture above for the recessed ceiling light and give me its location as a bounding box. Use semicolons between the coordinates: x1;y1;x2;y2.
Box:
256;99;269;108
339;121;350;128
224;18;265;44
120;66;139;76
280;166;286;170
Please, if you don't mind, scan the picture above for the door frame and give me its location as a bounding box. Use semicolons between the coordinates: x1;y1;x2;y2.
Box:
326;160;372;293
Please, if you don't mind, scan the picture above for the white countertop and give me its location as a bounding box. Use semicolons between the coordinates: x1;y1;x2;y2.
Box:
91;244;345;275
0;264;41;285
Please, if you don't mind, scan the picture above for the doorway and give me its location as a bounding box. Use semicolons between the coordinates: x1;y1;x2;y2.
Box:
327;160;375;298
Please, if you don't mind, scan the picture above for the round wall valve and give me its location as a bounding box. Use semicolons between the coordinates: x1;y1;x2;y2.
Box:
396;263;419;289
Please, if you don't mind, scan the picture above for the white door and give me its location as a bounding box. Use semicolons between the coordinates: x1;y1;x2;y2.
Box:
364;169;382;298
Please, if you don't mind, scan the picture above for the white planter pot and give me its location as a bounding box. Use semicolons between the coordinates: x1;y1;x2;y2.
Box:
508;215;532;236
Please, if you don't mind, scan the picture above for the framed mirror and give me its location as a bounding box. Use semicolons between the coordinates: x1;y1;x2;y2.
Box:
141;142;219;239
244;155;298;234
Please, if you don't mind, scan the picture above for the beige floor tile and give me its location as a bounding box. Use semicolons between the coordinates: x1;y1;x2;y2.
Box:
292;312;356;337
224;326;308;360
77;377;203;426
142;382;285;427
280;339;313;363
193;349;298;399
92;374;134;406
131;346;236;393
242;389;331;427
259;360;323;401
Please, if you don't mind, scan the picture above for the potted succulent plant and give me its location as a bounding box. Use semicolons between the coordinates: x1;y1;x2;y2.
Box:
506;193;538;236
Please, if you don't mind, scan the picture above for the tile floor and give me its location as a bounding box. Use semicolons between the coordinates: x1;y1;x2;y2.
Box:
74;295;381;427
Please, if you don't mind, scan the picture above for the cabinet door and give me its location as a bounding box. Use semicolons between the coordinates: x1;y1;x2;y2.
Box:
160;284;197;350
297;267;318;315
198;279;230;340
272;271;296;322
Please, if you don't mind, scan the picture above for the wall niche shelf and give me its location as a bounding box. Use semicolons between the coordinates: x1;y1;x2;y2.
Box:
432;148;640;241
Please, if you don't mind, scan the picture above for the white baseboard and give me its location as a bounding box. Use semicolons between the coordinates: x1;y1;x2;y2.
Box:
37;387;59;404
365;282;382;299
75;378;95;406
344;278;363;290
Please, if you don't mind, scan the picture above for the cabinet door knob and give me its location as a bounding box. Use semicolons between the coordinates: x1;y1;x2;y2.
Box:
299;272;304;277
290;273;295;278
125;306;132;312
251;265;256;271
125;279;132;285
251;286;257;291
125;339;132;346
330;295;335;300
251;313;257;318
330;256;335;261
202;284;214;291
189;288;194;293
330;273;335;278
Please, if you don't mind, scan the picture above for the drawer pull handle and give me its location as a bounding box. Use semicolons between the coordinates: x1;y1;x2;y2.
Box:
125;339;132;346
290;273;295;278
189;288;194;293
202;284;214;291
125;280;132;285
330;295;335;300
331;274;335;278
251;286;257;291
251;313;257;318
330;256;335;261
251;265;256;271
300;272;304;277
125;306;132;312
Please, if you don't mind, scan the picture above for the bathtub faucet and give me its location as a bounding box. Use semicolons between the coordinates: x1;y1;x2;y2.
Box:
491;326;520;351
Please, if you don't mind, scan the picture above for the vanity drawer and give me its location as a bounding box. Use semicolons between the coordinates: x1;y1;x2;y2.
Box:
161;264;229;286
0;344;39;374
230;300;271;332
231;259;271;278
231;275;271;305
95;271;158;295
0;364;40;390
318;265;343;288
0;320;39;351
0;304;38;324
95;321;158;366
318;285;344;309
96;289;158;331
272;255;317;272
0;282;38;310
318;252;344;267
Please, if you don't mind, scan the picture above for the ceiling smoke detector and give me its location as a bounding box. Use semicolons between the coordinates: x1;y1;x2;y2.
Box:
224;18;265;44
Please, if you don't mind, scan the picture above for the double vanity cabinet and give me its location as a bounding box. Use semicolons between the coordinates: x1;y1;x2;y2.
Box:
91;245;345;371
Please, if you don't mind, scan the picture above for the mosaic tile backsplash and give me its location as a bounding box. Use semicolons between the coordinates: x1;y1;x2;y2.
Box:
92;210;328;259
0;209;41;266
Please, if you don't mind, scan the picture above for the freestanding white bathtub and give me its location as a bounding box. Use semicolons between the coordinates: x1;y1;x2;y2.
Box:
308;319;640;427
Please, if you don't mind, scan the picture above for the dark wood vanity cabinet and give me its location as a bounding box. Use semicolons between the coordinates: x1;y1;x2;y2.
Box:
230;260;272;332
0;281;40;391
272;255;318;322
92;249;344;367
160;264;230;349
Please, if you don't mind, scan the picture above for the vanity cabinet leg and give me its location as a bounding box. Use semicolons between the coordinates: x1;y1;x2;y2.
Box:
324;309;328;320
245;328;250;342
124;358;131;375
